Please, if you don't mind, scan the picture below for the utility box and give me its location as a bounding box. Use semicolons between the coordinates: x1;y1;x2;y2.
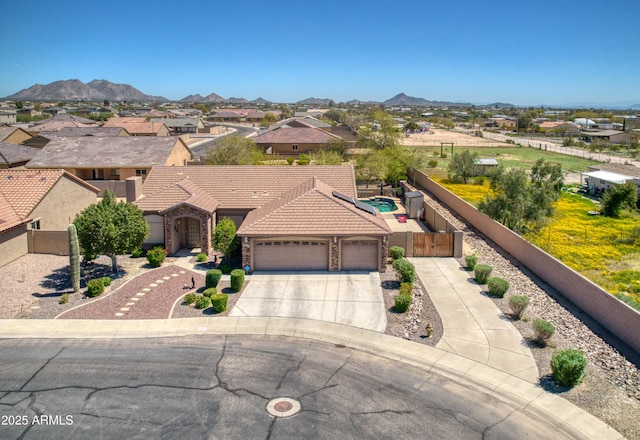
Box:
405;191;424;219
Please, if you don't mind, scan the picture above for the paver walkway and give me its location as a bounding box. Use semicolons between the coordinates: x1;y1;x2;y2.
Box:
410;257;538;383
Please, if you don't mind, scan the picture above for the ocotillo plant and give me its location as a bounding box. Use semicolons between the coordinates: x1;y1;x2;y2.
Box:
68;224;80;292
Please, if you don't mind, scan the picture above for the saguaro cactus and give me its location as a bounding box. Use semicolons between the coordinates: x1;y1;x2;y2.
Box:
68;224;80;292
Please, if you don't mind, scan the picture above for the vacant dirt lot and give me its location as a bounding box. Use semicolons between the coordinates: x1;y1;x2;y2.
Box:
402;128;507;148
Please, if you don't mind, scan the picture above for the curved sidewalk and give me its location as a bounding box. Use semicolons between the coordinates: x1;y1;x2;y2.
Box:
0;317;622;440
410;257;539;383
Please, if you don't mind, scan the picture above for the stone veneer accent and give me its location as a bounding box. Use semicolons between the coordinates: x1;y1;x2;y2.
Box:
241;238;251;271
163;206;214;255
330;239;339;271
380;238;388;273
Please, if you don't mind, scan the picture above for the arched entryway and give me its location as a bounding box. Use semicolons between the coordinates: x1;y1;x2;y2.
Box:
161;205;214;255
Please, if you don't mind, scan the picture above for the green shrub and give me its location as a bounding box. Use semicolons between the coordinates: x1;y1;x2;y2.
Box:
230;269;245;292
184;293;197;305
210;293;228;313
59;293;69;304
389;246;405;260
195;295;211;309
615;293;640;312
486;277;509;297
286;157;295;165
509;295;530;319
196;253;208;262
394;294;412;313
131;248;144;258
146;246;167;267
427;159;439;168
206;269;223;288
219;264;232;274
297;159;310;165
465;254;477;270
392;258;415;283
551;349;587;387
203;287;217;298
399;282;413;296
101;276;112;287
474;264;493;284
473;176;485;186
86;278;105;297
533;318;555;345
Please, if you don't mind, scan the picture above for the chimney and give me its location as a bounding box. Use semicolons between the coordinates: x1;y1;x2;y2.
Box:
125;176;143;202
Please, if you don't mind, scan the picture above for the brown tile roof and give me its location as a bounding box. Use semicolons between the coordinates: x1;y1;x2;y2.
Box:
30;114;98;132
237;177;391;237
48;127;130;137
0;141;40;165
253;126;342;144
103;119;168;135
141;165;357;210
0;169;98;221
26;137;188;168
135;178;220;214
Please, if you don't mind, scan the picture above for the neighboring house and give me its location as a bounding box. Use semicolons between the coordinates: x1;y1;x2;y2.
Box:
538;121;581;133
26;136;192;183
133;165;391;272
0;109;17;124
28;114;98;133
253;122;344;157
52;126;130;137
0;169;99;267
582;164;640;196
208;111;244;123
473;158;499;176
486;117;517;129
0;141;41;168
149;117;203;134
580;130;628;144
103;118;170;136
0;126;33;145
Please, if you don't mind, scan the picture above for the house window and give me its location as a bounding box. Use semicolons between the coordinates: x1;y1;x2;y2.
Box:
92;169;104;180
29;219;41;230
136;169;148;178
292;145;299;151
110;168;120;177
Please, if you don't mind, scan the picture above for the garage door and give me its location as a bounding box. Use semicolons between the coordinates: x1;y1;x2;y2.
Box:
341;240;379;271
254;240;329;271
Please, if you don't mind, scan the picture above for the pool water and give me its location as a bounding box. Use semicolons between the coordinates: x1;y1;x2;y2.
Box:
359;197;399;212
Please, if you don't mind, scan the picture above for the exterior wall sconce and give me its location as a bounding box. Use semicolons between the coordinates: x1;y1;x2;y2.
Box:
383;236;387;243
333;236;337;243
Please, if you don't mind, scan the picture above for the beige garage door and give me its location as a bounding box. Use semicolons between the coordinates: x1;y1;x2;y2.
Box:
254;240;329;271
341;240;379;271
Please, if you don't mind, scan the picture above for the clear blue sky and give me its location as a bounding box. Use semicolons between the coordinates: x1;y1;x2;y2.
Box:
2;0;639;106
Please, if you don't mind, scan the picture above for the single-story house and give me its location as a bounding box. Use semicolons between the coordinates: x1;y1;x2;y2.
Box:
133;165;391;272
486;117;517;129
0;169;99;267
26;136;192;183
538;121;581;133
582;164;640;196
0;141;41;168
149;117;203;134
103;118;170;136
28;114;97;133
473;158;499;176
580;130;628;145
254;122;344;157
0;126;33;145
24;127;131;149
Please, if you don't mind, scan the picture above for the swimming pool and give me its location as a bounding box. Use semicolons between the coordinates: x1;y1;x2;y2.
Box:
359;197;399;213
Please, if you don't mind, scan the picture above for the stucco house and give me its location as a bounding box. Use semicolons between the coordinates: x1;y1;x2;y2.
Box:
103;117;170;137
149;117;203;134
582;163;640;196
254;120;345;158
28;114;98;133
133;165;391;272
26;136;192;183
0;169;99;267
0;126;33;145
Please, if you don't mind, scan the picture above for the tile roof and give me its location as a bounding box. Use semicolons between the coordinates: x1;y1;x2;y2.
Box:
0;126;29;142
253;126;342;144
149;118;200;128
0;190;28;233
0;141;40;165
237;177;391;236
141;165;357;210
29;114;98;132
47;127;130;137
102;119;168;135
135;178;220;214
26;137;188;168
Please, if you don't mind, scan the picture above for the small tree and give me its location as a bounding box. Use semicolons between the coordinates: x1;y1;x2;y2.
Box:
600;183;637;218
204;135;264;165
74;191;149;273
213;218;237;258
447;149;478;184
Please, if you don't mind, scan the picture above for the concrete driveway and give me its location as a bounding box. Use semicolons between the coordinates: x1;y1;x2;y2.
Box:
229;272;386;332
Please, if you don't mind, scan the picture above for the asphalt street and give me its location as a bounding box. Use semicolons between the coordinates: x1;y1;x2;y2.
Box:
0;335;573;440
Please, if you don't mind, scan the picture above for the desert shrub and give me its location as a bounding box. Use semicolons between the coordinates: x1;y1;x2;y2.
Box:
196;253;208;262
86;278;105;297
509;295;530;319
440;152;448;158
465;254;477;270
219;264;232;274
473;176;485;186
389;246;405;260
101;276;112;287
195;295;211;309
615;293;640;312
392;258;415;283
59;293;69;304
146;246;167;267
394;294;412;313
533;318;555;345
203;287;217;298
551;349;587;387
474;264;493;284
184;293;197;305
210;293;228;313
427;159;439;168
131;248;144;258
286;157;295;165
230;269;245;292
399;282;413;296
206;269;223;288
486;277;509;297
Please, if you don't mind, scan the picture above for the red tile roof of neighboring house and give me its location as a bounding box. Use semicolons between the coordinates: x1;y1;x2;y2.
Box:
237;177;391;236
253;126;342;144
140;165;357;210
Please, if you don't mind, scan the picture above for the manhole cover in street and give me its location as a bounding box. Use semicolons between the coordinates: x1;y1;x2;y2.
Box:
266;398;301;418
